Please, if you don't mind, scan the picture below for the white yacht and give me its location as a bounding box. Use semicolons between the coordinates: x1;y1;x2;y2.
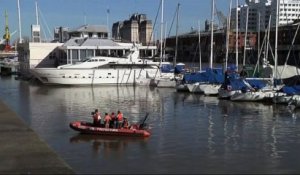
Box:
30;45;162;85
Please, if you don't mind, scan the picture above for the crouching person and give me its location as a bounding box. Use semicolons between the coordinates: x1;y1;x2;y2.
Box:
104;113;111;128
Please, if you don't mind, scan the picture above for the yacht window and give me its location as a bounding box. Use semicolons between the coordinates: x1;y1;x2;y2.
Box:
62;76;65;78
99;76;102;78
88;76;91;78
74;76;77;78
69;76;71;78
83;76;85;78
108;73;111;75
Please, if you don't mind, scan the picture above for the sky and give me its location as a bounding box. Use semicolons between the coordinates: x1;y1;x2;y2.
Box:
0;0;245;42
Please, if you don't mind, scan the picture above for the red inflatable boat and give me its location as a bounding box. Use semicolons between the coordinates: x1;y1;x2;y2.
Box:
69;121;151;137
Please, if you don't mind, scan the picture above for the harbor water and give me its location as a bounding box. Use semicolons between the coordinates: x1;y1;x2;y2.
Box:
1;76;300;174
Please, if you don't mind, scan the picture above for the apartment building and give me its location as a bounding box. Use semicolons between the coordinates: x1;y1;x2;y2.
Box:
232;0;300;31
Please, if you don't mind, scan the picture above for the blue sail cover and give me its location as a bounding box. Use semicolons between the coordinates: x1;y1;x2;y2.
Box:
225;78;267;91
281;85;300;95
160;63;174;73
160;63;186;73
183;67;224;84
174;64;185;74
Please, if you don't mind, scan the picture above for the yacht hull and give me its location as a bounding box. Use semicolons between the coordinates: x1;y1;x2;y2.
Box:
31;68;157;85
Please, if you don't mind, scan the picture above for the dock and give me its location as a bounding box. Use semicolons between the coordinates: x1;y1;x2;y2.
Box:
0;100;74;174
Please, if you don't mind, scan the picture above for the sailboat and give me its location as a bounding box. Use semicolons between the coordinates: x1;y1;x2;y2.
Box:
140;0;184;88
190;0;224;95
230;0;282;102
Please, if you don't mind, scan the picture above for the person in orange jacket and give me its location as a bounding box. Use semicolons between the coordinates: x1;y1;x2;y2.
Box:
116;110;123;129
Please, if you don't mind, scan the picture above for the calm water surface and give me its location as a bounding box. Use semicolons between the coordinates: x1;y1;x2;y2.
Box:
1;76;300;174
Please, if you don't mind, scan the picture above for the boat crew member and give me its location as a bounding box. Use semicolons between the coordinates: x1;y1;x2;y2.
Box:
93;109;101;126
123;118;129;129
104;113;111;128
117;110;123;129
110;112;116;128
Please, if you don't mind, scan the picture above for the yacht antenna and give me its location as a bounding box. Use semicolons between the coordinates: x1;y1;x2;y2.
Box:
107;6;110;39
35;0;39;25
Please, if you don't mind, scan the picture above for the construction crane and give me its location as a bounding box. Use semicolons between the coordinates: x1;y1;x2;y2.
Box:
3;10;11;51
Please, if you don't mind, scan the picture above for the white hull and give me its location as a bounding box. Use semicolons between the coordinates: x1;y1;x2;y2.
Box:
272;93;292;104
199;84;221;95
31;68;157;85
230;91;266;101
148;73;176;88
176;83;188;92
288;95;300;108
155;78;176;88
218;88;240;99
187;83;203;93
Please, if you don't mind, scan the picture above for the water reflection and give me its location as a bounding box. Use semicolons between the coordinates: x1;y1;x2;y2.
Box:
1;77;300;173
31;85;164;124
70;134;149;155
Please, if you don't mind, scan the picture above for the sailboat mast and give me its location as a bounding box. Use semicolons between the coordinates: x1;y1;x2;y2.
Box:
210;0;214;69
174;3;180;67
235;0;239;71
198;21;202;71
274;0;279;81
243;6;249;66
225;0;233;72
160;0;164;60
257;12;260;72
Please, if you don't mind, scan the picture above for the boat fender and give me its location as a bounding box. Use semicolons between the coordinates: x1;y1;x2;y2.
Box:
227;85;232;91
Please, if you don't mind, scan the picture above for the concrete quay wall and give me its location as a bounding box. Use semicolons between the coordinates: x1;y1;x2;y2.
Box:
0;100;74;174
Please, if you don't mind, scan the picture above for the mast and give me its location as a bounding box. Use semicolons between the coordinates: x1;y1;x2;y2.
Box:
160;0;164;60
243;6;249;66
198;21;202;71
257;12;260;72
174;3;180;67
163;22;167;60
17;0;22;43
235;0;239;71
210;0;214;69
274;0;279;83
225;0;232;72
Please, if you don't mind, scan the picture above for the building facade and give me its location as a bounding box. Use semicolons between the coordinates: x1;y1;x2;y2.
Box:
112;13;153;45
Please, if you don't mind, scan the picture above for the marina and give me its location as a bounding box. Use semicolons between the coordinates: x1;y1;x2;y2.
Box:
1;0;300;173
1;76;300;174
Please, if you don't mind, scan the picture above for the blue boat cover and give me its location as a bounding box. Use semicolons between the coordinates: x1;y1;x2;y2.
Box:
183;67;224;84
160;63;174;73
175;64;185;74
281;85;300;95
161;63;186;73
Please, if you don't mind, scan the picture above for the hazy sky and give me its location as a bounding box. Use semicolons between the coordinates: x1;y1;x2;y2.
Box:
0;0;246;42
